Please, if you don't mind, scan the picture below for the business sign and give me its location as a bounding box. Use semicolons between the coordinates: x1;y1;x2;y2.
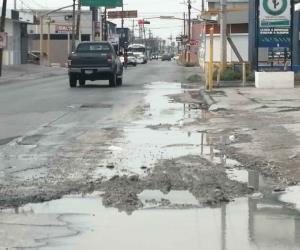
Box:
260;0;290;27
108;34;120;45
108;10;138;19
0;32;7;49
55;25;72;33
258;0;292;47
81;0;122;7
138;19;150;25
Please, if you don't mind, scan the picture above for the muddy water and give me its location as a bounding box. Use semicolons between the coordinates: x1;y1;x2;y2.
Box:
93;82;226;179
1;187;300;250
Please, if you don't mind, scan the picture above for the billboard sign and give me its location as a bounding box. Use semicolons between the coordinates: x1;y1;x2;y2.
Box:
138;19;150;25
108;10;138;19
81;0;122;7
55;25;72;33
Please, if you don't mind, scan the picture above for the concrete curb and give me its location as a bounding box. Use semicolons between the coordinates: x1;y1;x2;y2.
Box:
0;70;67;85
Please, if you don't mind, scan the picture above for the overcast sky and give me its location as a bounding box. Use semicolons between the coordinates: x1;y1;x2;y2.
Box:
7;0;202;39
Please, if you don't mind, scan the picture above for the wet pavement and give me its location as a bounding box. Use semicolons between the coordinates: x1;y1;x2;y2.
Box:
1;63;300;249
2;183;300;250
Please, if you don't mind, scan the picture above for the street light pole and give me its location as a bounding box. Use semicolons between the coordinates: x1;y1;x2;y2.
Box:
0;0;8;76
187;0;191;63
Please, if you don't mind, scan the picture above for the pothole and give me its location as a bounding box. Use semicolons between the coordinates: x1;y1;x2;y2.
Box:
80;103;113;109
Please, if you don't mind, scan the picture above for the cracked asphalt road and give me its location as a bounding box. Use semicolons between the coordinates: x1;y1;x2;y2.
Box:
0;61;191;208
2;62;300;250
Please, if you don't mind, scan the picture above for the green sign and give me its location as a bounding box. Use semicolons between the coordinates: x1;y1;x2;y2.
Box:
81;0;122;7
263;0;287;16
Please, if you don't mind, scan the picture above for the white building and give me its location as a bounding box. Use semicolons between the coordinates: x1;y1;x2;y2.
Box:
199;0;249;64
0;9;34;65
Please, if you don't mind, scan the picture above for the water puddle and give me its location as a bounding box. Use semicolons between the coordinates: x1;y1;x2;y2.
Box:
2;191;300;250
280;186;300;211
138;190;199;207
93;82;228;179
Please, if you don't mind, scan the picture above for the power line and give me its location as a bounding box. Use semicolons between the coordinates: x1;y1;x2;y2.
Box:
30;0;48;9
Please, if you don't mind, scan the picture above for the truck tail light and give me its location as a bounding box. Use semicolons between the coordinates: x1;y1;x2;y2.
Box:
107;53;113;63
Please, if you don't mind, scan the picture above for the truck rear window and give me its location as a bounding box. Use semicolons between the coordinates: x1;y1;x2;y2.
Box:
76;43;112;53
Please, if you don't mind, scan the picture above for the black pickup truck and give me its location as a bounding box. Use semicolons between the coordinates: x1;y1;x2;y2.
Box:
67;42;123;88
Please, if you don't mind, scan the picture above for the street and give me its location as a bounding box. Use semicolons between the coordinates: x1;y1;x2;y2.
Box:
0;61;300;249
0;61;186;203
1;0;300;249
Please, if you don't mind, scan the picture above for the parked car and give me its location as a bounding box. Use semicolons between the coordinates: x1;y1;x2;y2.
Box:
27;51;40;64
161;54;172;61
68;42;123;88
119;52;137;67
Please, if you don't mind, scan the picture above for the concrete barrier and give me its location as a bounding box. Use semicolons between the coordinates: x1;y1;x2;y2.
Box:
255;71;294;89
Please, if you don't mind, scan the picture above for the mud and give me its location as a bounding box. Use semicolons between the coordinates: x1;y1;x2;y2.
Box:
0;80;256;214
98;155;249;214
1;76;296;217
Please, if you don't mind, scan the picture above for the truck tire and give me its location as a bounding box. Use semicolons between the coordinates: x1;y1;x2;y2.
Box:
69;75;77;88
117;76;123;86
79;79;86;86
109;73;117;87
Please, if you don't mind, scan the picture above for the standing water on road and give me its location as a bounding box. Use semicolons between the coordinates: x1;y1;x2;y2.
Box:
1;81;300;249
1;186;300;250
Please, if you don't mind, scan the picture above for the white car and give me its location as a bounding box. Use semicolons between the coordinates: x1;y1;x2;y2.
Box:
127;55;137;66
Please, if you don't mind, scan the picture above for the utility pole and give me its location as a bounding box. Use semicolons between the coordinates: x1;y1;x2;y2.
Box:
143;23;146;44
91;7;97;41
121;1;124;49
0;0;7;76
71;0;76;51
220;0;227;71
76;0;81;41
47;17;51;66
183;12;186;37
187;0;192;64
188;0;191;43
14;0;17;10
104;8;107;41
132;19;135;42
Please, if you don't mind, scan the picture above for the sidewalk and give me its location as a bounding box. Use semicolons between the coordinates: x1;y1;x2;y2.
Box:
202;85;300;185
0;64;67;84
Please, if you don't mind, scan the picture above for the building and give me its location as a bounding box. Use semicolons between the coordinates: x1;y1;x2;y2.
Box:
27;9;119;66
0;9;34;65
199;0;249;65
